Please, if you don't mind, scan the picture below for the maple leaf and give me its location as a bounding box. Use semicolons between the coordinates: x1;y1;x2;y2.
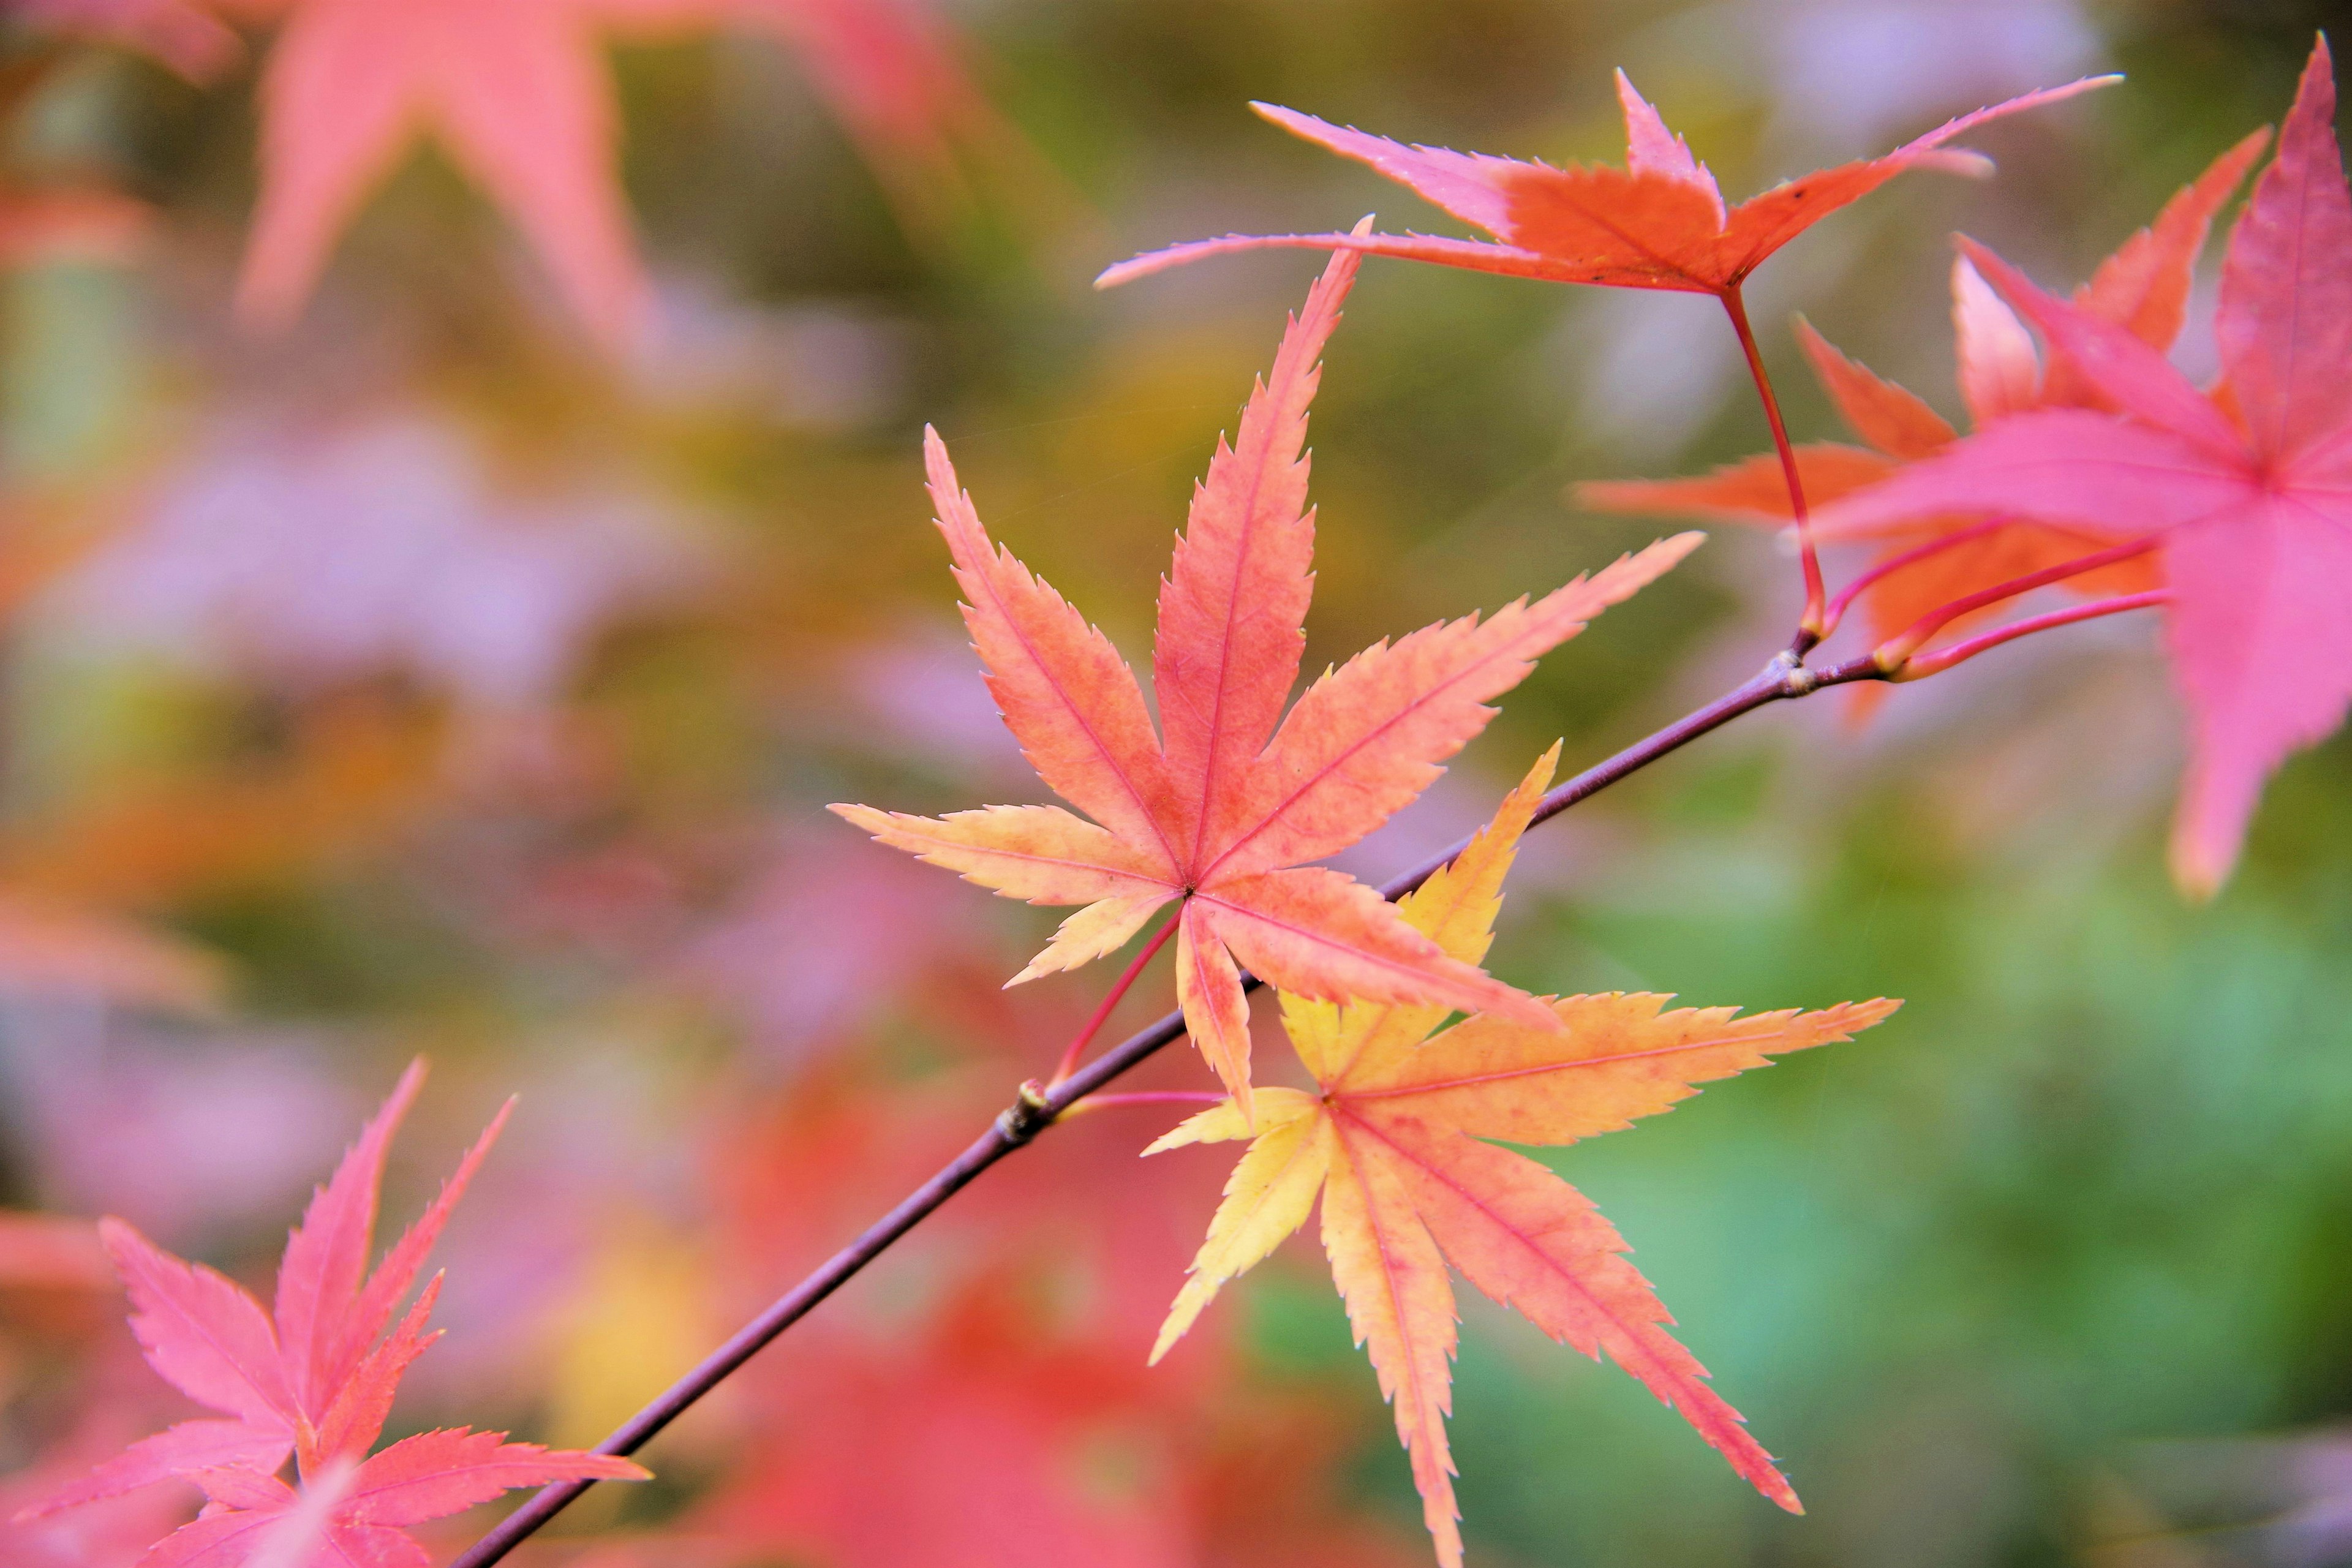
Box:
1805;36;2352;895
153;1430;645;1568
13;1058;648;1544
224;0;1019;346
1096;69;2110;296
228;0;650;345
1145;746;1899;1566
1580;128;2265;657
833;244;1698;1118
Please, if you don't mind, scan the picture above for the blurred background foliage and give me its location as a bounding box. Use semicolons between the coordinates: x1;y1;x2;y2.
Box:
0;1;2348;1565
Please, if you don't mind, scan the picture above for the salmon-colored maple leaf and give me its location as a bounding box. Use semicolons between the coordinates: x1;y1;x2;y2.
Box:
1580;128;2264;659
1097;70;2109;296
1806;37;2352;895
1146;747;1899;1566
834;244;1698;1118
12;1059;647;1542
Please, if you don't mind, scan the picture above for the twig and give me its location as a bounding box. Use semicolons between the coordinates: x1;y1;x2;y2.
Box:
1815;516;2019;642
1049;912;1180;1086
1892;590;2169;680
1053;1090;1229;1121
1721;287;1826;650
448;646;1888;1568
1872;534;2156;670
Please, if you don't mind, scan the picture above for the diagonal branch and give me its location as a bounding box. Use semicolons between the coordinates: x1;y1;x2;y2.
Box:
447;646;1888;1568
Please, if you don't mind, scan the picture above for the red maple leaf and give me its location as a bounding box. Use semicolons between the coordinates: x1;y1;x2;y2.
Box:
1096;69;2109;298
12;1059;647;1555
1807;36;2352;894
834;243;1697;1118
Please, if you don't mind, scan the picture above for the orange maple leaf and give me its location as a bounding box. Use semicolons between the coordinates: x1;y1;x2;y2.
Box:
1098;71;2110;297
835;244;1698;1118
1580;128;2266;659
1147;746;1899;1566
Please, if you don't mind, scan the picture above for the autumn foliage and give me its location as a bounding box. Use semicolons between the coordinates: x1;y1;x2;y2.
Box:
1;7;2348;1568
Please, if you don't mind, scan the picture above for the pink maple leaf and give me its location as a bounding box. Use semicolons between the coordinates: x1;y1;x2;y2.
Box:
12;1059;647;1551
1808;36;2352;895
148;1431;645;1567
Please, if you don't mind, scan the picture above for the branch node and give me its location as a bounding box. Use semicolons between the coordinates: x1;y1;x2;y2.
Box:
998;1079;1055;1145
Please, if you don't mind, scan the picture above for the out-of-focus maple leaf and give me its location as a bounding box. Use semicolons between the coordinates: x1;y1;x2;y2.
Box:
1809;37;2352;895
227;0;654;345
1147;746;1899;1566
1098;70;2109;296
13;0;243;81
217;0;1024;345
12;1058;648;1548
0;894;225;1011
1581;129;2264;660
835;244;1697;1117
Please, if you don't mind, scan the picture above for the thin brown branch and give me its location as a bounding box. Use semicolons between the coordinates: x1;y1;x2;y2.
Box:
448;646;1887;1568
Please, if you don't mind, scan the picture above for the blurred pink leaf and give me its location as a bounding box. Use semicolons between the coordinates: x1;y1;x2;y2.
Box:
227;0;1030;343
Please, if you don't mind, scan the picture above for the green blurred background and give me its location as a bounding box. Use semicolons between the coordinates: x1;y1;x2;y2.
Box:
1;2;2348;1565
